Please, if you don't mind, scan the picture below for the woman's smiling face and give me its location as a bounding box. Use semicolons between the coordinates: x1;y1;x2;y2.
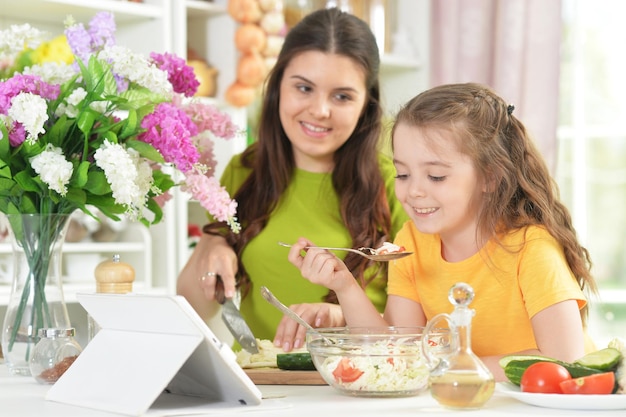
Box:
392;123;486;243
279;50;367;173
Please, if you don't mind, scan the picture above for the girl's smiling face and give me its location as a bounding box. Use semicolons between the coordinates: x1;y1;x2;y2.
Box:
279;50;367;173
392;123;486;248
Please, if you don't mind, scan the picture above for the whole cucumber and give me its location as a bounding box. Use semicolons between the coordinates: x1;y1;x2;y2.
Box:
276;352;316;371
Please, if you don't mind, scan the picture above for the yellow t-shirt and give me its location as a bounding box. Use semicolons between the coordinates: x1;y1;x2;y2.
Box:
388;222;588;356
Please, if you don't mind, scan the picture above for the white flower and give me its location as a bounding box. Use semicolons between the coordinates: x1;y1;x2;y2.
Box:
98;45;172;98
0;23;45;60
22;62;76;85
30;144;73;196
94;140;154;219
7;92;48;144
55;87;87;118
89;100;110;114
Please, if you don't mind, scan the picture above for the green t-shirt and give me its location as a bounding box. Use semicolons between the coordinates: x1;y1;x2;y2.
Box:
219;153;409;340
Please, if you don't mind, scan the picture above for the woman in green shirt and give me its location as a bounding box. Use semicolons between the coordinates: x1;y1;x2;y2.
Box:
177;8;408;352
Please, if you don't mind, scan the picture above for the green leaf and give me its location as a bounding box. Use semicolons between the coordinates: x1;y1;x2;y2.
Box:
14;171;41;193
77;109;96;136
84;194;125;220
0;124;9;159
73;161;90;188
0;160;12;179
64;187;87;206
146;198;163;224
119;108;139;139
84;170;111;195
152;170;175;193
120;86;167;109
47;114;73;146
17;195;37;213
0;178;16;193
126;139;165;163
102;130;119;144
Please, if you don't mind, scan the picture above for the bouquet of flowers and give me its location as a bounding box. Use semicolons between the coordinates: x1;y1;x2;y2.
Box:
0;12;240;371
0;11;240;227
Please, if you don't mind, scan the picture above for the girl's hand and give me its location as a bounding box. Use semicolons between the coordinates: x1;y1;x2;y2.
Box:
273;302;345;352
287;237;355;292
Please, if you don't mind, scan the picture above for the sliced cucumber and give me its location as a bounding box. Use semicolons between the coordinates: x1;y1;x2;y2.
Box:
574;347;622;371
276;352;316;370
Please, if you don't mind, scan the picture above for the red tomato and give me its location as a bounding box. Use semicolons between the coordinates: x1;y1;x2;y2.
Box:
520;362;572;394
559;372;615;395
332;358;364;383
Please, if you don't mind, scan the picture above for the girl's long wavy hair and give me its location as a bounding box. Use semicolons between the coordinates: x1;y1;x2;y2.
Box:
392;82;597;322
206;8;393;302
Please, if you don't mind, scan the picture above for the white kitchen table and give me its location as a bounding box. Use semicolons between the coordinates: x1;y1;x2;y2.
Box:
1;364;622;417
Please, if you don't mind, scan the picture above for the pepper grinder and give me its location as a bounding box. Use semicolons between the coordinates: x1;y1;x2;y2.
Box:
87;254;135;342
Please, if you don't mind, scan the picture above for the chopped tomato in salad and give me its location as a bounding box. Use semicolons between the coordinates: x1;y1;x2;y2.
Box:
332;358;364;383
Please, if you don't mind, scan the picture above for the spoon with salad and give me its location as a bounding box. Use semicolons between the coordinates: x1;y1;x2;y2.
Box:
277;241;412;261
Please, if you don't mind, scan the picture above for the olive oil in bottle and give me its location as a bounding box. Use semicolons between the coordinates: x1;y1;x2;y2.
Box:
426;283;495;409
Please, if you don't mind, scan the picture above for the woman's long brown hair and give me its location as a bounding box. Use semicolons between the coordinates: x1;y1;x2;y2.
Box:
206;8;393;301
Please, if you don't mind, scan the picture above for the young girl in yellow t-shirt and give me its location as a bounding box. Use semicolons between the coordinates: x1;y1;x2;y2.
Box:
287;82;597;381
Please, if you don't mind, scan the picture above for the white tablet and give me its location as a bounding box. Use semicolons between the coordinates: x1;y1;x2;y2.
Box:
46;293;262;416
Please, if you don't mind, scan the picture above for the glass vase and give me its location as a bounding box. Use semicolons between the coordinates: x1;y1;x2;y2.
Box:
1;213;72;376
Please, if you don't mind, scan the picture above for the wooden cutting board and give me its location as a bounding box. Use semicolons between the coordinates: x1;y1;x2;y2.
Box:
244;368;327;385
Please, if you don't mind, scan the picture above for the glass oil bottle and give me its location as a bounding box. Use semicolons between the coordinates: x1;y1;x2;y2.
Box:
422;282;495;409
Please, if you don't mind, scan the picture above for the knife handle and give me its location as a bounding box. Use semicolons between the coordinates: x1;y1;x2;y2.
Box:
214;274;227;305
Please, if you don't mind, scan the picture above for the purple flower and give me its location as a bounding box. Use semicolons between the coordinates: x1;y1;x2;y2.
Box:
139;102;200;173
65;23;92;63
88;12;116;49
65;12;116;63
150;52;199;97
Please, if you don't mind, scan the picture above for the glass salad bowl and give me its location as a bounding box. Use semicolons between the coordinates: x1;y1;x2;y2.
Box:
306;326;449;398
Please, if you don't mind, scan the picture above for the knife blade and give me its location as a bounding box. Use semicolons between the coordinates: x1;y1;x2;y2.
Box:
215;275;259;354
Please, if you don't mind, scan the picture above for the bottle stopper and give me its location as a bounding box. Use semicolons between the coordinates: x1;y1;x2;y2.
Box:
448;282;475;327
94;254;135;294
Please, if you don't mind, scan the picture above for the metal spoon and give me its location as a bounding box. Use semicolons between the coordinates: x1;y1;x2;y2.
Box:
260;286;335;345
278;241;412;261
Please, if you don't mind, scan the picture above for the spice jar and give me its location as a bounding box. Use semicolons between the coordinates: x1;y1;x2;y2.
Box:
29;328;82;384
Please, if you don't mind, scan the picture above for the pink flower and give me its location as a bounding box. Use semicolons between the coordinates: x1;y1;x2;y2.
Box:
150;52;199;97
139;102;200;173
194;134;218;174
182;172;237;223
184;100;238;139
8;123;26;146
0;74;59;114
